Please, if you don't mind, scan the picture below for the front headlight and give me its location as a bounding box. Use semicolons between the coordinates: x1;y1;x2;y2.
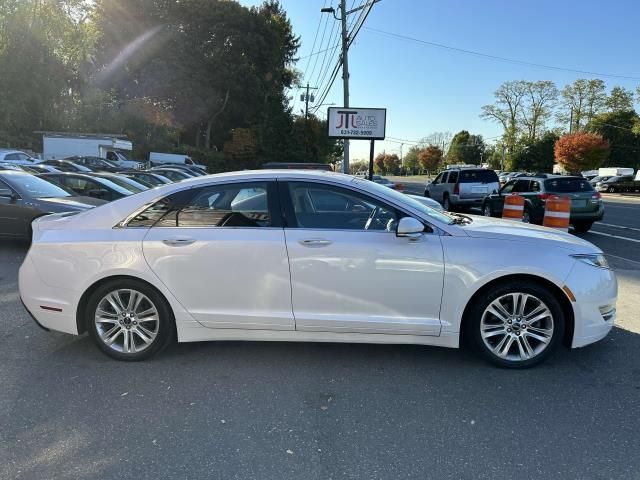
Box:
571;253;609;269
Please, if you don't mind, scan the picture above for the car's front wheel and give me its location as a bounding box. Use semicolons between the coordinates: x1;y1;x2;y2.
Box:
424;190;430;198
607;186;616;193
467;282;565;368
86;279;175;361
482;202;492;217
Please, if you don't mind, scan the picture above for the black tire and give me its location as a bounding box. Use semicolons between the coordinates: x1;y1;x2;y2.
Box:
482;202;492;217
467;281;565;368
443;194;452;211
522;207;532;223
607;186;616;193
86;279;175;361
424;190;430;198
572;221;593;233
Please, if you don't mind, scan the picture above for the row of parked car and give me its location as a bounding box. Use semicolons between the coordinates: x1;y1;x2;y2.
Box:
424;167;605;232
0;155;208;239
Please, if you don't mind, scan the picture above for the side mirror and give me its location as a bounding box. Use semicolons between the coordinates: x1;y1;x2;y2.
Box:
0;188;15;199
396;217;424;238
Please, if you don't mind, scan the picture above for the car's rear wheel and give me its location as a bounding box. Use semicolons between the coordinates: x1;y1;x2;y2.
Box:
607;186;616;193
468;282;564;368
424;190;430;198
572;221;593;233
522;207;531;223
86;279;175;361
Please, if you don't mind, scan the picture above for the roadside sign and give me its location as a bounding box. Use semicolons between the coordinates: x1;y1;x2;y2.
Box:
327;107;386;140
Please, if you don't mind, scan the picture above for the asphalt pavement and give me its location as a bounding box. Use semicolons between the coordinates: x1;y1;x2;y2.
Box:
1;197;640;479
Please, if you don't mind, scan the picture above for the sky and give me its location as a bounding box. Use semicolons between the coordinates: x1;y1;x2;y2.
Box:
241;0;640;161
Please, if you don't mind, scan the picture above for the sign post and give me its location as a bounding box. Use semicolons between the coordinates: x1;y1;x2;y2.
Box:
327;107;386;179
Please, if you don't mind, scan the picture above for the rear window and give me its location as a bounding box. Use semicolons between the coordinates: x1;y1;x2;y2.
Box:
458;170;499;183
544;178;594;192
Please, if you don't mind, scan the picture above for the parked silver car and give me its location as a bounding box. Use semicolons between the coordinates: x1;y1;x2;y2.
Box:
424;168;500;211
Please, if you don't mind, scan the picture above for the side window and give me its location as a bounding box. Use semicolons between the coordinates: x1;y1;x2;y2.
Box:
16;153;30;161
441;172;449;184
513;180;530;193
106;152;118;162
447;171;458;183
158;182;271;228
432;173;443;184
530;181;540;192
501;181;516;194
286;182;398;231
4;153;18;160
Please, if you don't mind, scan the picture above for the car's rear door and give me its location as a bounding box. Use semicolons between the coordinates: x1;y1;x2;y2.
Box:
141;180;294;331
281;180;444;336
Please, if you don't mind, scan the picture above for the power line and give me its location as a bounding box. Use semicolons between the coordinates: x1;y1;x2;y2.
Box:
305;3;332;86
301;0;327;84
363;27;640;81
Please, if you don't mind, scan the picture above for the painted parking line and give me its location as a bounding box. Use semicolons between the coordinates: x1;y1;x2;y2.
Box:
604;253;640;266
597;222;640;233
589;230;640;244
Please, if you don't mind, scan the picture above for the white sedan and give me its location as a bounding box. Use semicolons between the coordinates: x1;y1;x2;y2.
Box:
19;170;617;367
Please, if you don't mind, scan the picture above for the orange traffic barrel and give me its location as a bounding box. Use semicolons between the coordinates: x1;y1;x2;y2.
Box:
543;195;571;230
502;194;524;221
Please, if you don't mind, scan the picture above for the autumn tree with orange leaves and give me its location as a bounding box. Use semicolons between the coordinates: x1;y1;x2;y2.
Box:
554;132;609;173
418;145;443;174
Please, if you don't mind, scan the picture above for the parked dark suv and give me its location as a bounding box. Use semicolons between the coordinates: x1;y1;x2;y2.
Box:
482;176;604;232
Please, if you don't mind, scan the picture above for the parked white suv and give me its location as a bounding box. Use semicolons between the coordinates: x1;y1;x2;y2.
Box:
425;167;500;211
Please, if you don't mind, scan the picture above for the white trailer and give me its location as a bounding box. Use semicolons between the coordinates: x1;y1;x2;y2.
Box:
598;167;635;177
42;133;142;169
149;152;206;170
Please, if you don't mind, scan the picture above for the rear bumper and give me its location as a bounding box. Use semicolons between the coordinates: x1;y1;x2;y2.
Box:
569;204;605;222
450;195;485;206
18;255;79;335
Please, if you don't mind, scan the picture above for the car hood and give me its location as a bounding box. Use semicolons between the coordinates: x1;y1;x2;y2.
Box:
458;215;600;253
37;196;106;210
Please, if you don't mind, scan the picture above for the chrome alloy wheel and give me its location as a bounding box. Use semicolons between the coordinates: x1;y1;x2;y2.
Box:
94;289;160;354
480;293;554;361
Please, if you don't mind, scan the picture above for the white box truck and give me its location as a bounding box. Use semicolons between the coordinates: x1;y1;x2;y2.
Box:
598;167;635;177
149;152;206;170
42;133;143;169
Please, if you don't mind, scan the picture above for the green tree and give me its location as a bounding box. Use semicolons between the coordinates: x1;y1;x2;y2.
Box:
605;86;635;112
403;146;420;174
511;132;559;173
557;79;606;133
480;80;527;153
588;110;640;169
447;131;485;165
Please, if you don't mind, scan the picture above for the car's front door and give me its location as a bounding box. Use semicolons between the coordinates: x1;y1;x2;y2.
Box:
141;180;294;331
492;180;516;215
429;172;447;203
281;181;444;336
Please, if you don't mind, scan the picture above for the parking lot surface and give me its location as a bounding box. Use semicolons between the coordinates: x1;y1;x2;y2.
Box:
2;198;640;479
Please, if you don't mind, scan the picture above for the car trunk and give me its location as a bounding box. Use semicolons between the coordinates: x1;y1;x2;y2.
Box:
543;178;599;214
456;170;499;199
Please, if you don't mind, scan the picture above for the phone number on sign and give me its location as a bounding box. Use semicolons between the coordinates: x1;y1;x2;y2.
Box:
340;129;374;136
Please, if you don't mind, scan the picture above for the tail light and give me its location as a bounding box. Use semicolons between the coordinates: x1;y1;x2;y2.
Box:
453;183;460;195
591;192;601;203
537;193;549;200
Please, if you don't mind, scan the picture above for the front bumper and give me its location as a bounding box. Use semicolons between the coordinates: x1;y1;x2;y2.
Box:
565;259;617;348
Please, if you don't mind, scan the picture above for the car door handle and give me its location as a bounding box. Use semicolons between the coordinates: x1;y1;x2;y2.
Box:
299;238;332;247
162;236;196;246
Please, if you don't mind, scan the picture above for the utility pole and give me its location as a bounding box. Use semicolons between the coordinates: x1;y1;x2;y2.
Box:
340;0;350;174
301;84;317;157
321;0;380;174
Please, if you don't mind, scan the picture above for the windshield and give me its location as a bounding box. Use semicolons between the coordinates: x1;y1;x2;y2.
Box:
354;178;453;224
5;174;72;198
100;175;147;193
